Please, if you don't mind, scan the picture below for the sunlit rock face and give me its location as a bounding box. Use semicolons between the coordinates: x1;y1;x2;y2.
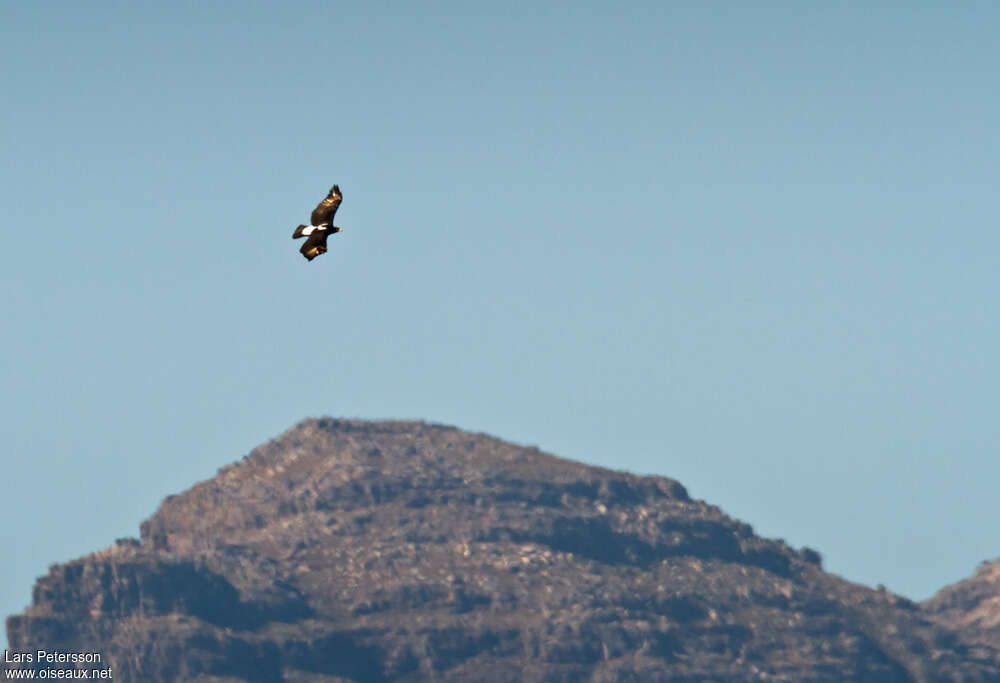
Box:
925;558;1000;650
7;418;1000;681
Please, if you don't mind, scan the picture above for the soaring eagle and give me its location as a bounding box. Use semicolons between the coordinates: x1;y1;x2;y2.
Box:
292;184;344;261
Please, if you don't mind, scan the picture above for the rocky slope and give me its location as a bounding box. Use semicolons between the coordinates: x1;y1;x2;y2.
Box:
925;558;1000;652
6;418;1000;681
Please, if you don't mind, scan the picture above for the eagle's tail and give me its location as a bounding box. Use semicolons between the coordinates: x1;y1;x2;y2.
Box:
292;224;310;239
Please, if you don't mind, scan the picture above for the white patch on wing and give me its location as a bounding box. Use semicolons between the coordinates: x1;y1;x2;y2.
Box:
300;226;317;236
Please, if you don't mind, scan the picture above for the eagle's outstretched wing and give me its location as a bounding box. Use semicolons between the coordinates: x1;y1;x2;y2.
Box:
310;185;343;226
299;231;329;261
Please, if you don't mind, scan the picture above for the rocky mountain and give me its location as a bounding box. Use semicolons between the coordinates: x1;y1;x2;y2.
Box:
924;558;1000;652
6;418;1000;681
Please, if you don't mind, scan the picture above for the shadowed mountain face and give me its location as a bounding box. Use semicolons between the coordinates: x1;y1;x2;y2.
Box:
6;418;1000;681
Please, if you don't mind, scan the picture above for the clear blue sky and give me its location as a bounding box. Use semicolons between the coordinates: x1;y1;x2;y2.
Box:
3;2;998;646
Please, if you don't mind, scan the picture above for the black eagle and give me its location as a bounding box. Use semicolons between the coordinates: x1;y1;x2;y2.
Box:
292;184;344;261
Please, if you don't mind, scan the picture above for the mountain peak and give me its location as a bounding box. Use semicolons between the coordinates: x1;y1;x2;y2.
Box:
7;418;999;681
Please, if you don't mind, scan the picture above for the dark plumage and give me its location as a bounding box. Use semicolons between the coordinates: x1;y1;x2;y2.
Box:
292;185;344;261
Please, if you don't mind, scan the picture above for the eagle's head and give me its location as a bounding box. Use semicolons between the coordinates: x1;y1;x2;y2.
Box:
331;226;343;233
